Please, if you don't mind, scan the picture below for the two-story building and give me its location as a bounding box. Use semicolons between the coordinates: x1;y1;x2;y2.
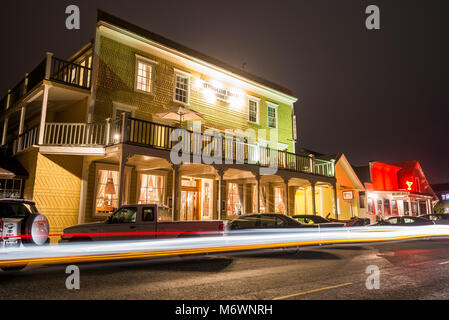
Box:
0;10;337;236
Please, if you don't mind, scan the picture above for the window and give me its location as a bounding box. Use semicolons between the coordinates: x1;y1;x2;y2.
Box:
142;207;155;222
227;183;243;216
442;194;446;200
0;178;23;199
248;97;259;123
112;102;136;121
274;187;286;214
367;198;374;214
138;174;166;205
267;103;278;128
174;70;190;104
158;207;172;222
94;165;130;216
135;57;154;93
388;217;400;225
109;207;137;224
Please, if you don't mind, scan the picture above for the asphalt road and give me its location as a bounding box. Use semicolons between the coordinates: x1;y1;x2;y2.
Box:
2;239;449;300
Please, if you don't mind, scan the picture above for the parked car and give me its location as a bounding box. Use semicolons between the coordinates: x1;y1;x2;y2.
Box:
372;216;435;226
60;204;224;242
229;213;317;231
0;199;50;271
419;213;449;225
291;215;345;228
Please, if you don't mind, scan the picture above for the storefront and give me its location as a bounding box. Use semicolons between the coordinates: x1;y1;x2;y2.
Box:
361;161;436;218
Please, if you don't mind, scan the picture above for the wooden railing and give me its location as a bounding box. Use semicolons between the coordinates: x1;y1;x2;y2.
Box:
50;57;91;89
122;117;334;177
7;116;334;178
0;54;91;113
44;122;105;146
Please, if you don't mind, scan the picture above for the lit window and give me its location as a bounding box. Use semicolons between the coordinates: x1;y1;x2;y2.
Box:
267;103;277;128
248;98;259;123
138;174;165;205
443;194;446;200
446;193;449;199
135;59;153;93
174;72;190;104
95;170;119;215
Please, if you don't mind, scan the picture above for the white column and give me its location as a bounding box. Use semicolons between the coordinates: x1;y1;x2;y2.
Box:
218;169;224;219
118;151;127;208
172;165;179;220
1;117;9;145
38;85;49;145
78;157;90;224
18;105;27;150
256;174;260;213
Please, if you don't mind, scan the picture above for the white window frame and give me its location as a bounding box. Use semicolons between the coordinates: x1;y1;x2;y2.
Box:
134;54;158;94
135;170;168;206
112;101;137;120
93;163;132;218
266;101;278;129
247;95;260;124
173;68;191;105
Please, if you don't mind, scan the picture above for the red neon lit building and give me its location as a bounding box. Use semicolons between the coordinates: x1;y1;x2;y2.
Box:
354;161;437;217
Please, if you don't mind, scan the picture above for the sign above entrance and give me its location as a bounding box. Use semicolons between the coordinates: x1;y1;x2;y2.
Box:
342;191;353;200
195;78;244;107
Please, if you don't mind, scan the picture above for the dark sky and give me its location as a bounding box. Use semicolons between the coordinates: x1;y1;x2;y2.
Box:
0;0;448;183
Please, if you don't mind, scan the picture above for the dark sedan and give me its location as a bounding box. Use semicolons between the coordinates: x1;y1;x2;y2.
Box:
229;213;317;230
419;213;449;225
373;216;435;226
292;215;345;228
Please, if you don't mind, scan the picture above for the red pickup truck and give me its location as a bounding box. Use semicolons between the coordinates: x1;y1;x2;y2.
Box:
60;204;225;242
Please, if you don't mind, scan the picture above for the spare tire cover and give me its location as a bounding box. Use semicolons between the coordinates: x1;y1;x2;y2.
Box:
22;214;49;245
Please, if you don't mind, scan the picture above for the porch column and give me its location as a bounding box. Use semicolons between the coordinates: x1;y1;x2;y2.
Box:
332;182;339;219
18;105;26;150
1;117;8;145
310;181;316;215
118;151;128;208
218;168;224;219
256;174;260;213
172;165;179;220
407;200;412;215
282;177;289;215
427;199;432;214
38;85;49;145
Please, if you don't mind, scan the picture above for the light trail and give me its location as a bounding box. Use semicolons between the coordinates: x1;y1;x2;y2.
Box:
2;225;449;268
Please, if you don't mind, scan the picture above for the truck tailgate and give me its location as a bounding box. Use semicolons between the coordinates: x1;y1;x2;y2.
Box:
156;221;223;238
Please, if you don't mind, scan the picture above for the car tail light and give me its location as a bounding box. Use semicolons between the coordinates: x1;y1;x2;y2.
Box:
218;223;225;232
0;218;3;234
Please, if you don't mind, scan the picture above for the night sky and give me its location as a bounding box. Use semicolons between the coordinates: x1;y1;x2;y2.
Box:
0;0;448;183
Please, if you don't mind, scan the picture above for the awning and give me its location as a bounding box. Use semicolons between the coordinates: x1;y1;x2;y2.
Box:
0;157;28;179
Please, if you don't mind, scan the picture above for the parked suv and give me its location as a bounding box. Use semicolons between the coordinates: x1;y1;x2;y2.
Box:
0;199;50;271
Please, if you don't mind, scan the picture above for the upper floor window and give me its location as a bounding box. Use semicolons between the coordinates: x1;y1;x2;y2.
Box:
443;194;447;200
135;55;156;93
174;69;190;104
267;102;278;129
248;96;260;124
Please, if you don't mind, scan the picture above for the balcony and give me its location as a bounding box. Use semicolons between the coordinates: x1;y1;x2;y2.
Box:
7;116;334;178
0;53;92;114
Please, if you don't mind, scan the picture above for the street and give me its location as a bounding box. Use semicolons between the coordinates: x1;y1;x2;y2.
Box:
2;239;449;299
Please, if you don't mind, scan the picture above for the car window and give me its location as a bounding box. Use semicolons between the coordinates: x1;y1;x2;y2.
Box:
158;207;173;222
295;217;308;224
260;215;278;228
0;202;35;218
388;217;400;225
233;216;260;229
403;217;415;224
310;216;328;224
142;207;155;222
110;207;137;223
428;215;440;221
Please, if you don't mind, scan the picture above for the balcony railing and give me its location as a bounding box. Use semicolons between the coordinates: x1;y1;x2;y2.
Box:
0;54;92;113
44;122;105;146
7;117;334;178
123;117;334;177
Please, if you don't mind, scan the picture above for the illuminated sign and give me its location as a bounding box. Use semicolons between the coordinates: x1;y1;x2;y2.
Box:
195;78;244;107
406;181;413;191
342;191;353;200
202;82;241;103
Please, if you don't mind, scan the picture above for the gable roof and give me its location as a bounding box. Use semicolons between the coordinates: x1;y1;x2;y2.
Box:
96;10;294;97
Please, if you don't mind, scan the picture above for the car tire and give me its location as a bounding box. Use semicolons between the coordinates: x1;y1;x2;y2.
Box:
21;214;50;246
